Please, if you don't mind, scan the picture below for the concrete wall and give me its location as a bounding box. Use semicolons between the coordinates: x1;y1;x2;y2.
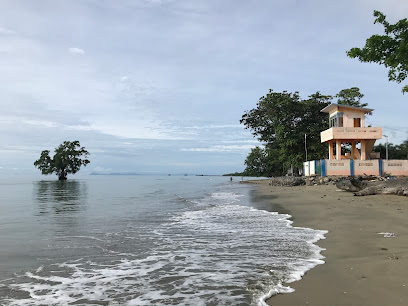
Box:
354;160;380;176
303;160;317;176
305;159;408;177
325;159;351;176
320;127;382;143
341;108;365;128
383;160;408;176
328;107;366;127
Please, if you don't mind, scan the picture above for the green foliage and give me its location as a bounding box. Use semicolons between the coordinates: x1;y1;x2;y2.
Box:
373;140;408;159
240;90;330;175
336;87;367;107
34;141;90;180
243;146;268;177
223;172;245;176
347;11;408;94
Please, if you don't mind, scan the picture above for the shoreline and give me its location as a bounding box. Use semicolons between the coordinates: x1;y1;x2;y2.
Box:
247;180;408;306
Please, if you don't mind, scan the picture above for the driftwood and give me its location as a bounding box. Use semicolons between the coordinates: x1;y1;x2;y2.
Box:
336;177;408;196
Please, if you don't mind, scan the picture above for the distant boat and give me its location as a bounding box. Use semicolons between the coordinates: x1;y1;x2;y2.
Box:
184;174;188;176
168;174;171;176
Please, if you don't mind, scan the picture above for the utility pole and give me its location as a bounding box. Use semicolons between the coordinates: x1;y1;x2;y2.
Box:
305;134;308;161
383;134;389;160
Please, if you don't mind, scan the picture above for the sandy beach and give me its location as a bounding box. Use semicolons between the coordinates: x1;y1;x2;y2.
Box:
246;180;408;306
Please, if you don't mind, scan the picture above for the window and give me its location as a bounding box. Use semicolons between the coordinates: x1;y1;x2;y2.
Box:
329;112;343;127
338;113;343;127
330;116;336;128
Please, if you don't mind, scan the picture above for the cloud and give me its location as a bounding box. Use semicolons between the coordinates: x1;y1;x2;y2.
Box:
181;144;255;153
0;26;15;35
222;140;260;144
65;125;95;131
68;47;85;55
186;124;241;130
22;119;58;128
0;116;59;128
0;0;406;176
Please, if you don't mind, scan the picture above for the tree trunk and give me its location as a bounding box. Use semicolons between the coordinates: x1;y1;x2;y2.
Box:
58;170;67;180
336;177;408;196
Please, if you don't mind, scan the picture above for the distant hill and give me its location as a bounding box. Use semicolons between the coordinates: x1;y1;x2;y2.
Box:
89;172;143;176
89;173;221;176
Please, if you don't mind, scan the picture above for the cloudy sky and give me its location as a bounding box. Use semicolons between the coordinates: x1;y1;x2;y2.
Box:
1;0;407;176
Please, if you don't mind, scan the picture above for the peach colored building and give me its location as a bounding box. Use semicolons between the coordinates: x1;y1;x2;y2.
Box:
303;104;408;177
320;104;382;160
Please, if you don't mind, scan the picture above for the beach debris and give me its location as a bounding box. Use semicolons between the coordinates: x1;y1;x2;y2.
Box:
378;232;397;238
389;254;399;260
336;177;408;196
336;177;367;192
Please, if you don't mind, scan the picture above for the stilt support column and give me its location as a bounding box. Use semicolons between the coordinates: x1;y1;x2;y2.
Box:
328;141;333;160
336;140;342;160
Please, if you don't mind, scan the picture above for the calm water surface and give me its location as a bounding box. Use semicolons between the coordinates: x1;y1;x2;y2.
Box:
0;176;326;305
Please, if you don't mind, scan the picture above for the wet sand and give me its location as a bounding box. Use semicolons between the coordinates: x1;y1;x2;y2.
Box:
247;180;408;306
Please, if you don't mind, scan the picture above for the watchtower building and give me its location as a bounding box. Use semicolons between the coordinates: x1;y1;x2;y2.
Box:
320;104;382;160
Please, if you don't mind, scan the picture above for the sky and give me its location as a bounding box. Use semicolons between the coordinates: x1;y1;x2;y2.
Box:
1;0;407;176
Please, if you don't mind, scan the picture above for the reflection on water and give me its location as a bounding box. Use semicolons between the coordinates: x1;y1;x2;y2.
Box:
33;180;88;215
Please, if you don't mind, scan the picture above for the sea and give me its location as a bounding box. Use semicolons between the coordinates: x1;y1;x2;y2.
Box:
0;175;327;305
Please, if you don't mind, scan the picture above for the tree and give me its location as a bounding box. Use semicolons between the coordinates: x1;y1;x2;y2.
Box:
347;11;408;94
34;141;90;180
373;140;408;159
243;146;267;176
242;145;284;177
240;90;330;175
335;87;367;107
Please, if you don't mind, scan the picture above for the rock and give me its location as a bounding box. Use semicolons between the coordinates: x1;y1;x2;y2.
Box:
268;177;306;186
305;179;314;186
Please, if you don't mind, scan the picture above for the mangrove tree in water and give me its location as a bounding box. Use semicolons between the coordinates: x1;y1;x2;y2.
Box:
34;141;90;180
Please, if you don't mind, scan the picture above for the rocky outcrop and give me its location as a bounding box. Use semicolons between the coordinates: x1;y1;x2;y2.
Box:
268;177;306;186
267;176;341;186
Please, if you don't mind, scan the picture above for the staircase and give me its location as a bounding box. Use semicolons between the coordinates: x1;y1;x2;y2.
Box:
366;140;376;156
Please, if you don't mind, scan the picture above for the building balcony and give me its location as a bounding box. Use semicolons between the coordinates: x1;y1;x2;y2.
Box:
321;127;382;143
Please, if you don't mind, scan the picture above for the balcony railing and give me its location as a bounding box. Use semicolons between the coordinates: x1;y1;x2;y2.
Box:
321;127;382;142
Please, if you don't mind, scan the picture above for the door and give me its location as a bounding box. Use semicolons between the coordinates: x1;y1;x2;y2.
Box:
354;118;361;127
316;160;321;176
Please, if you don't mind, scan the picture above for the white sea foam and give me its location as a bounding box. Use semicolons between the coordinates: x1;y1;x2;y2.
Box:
378;232;397;238
1;190;326;306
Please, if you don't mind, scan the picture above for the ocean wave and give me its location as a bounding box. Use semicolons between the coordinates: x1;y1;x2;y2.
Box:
1;188;326;305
